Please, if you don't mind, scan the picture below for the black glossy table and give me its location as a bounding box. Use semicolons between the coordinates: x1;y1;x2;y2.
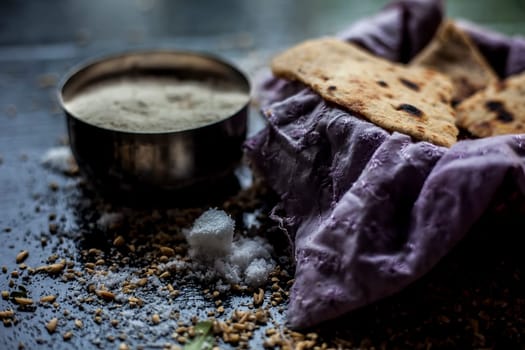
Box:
2;1;525;349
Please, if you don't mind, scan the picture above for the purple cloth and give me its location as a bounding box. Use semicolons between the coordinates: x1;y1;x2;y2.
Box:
457;19;525;77
245;0;525;329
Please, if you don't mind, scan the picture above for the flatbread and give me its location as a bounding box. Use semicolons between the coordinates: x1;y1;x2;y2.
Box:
271;37;458;147
455;71;525;137
411;20;498;104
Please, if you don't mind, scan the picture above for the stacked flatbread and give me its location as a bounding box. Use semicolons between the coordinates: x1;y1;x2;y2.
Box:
271;21;525;144
411;20;499;104
456;72;525;137
271;37;458;147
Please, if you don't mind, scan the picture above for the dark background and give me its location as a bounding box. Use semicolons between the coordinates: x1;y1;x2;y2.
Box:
1;1;525;349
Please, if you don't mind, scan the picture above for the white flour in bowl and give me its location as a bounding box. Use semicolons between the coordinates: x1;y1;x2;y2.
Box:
63;77;249;133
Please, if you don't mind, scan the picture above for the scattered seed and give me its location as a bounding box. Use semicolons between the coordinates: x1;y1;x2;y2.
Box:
95;290;115;301
16;251;29;264
152;313;161;324
159;246;175;257
63;331;73;341
74;319;83;328
254;288;264;306
36;262;65;274
176;336;187;344
14;297;33;306
0;310;14;318
40;295;57;303
113;236;125;246
46;318;58;333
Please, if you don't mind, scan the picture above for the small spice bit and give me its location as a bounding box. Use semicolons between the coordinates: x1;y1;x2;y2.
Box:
113;235;125;247
48;182;59;191
159;246;175;257
19;264;27;270
111;319;119;327
118;344;129;350
152;313;161;324
74;319;83;328
48;223;58;234
95;259;105;266
84;262;96;269
40;295;57;303
95;290;115;301
253;288;264;307
16;250;29;264
176;326;187;334
159;271;170;279
225;333;240;344
11;271;19;278
14;297;33;306
1;291;9;299
128;296;143;307
0;310;14;318
46;318;58;333
63;331;73;341
136;278;148;287
88;248;102;255
36;262;65;274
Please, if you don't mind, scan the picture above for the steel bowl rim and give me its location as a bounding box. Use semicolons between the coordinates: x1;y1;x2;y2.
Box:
57;48;252;136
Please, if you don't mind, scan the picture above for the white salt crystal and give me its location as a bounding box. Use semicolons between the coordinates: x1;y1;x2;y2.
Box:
40;146;74;173
186;208;235;257
96;212;123;230
184;208;275;288
244;258;275;286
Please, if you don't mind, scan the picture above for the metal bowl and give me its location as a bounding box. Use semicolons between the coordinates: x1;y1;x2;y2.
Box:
58;50;250;202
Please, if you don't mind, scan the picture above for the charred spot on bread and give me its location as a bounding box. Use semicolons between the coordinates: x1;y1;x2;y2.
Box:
485;100;514;123
396;103;423;117
377;80;389;88
399;78;420;92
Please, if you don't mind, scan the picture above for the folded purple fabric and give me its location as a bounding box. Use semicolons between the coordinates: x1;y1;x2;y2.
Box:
245;0;525;329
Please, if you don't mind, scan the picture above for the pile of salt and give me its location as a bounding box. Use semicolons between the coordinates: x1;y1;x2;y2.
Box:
185;208;275;289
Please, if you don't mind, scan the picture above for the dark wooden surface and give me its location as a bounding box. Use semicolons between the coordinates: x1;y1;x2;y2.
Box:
1;1;525;349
